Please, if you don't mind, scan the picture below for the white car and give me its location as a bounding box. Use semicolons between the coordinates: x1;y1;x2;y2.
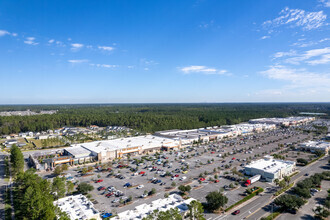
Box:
171;177;176;180
137;185;144;189
179;176;186;181
141;194;148;198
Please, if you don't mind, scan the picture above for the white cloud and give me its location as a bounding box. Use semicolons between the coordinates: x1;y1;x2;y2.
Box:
260;35;270;40
199;20;214;29
71;43;84;51
68;59;88;64
319;38;330;43
259;65;330;100
11;33;17;37
90;63;118;68
48;39;55;43
0;30;10;37
285;47;330;64
306;54;330;65
141;59;158;66
98;46;114;51
319;0;330;7
263;7;327;30
24;37;38;45
291;41;317;48
180;65;227;75
273;49;297;58
261;65;330;87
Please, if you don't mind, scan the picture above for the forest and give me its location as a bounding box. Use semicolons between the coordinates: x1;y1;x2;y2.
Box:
0;103;329;135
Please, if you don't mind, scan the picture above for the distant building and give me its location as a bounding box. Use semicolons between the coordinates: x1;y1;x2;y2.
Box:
244;156;296;182
298;141;330;155
70;135;180;162
36;135;48;140
249;117;315;126
54;194;100;220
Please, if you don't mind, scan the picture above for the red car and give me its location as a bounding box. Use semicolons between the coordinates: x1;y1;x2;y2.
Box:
174;174;179;177
199;178;205;181
232;157;236;160
232;210;240;215
214;180;219;183
105;193;113;197
211;151;215;154
96;179;103;183
139;171;145;175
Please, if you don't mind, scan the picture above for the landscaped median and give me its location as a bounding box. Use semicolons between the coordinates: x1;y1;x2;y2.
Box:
260;211;281;220
225;187;264;212
307;154;325;165
288;171;299;178
274;183;294;196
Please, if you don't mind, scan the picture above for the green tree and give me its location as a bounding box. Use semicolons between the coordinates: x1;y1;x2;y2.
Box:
188;200;205;220
52;176;66;199
81;167;88;174
313;206;330;219
61;164;69;171
77;182;94;195
66;181;75;195
178;185;192;194
53;166;62;176
296;158;308;166
292;186;311;199
15;169;57;220
205;191;228;212
283;176;291;185
279;180;286;189
149;188;157;196
10;144;24;175
274;194;305;211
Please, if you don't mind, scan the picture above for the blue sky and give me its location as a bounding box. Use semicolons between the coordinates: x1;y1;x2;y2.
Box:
0;0;330;104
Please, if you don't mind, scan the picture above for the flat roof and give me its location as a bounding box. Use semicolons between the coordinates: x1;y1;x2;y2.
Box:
245;156;295;174
65;146;92;157
299;141;330;150
116;194;195;220
70;135;178;153
54;194;100;220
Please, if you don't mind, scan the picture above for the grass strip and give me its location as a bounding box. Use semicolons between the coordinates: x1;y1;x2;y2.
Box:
225;187;264;212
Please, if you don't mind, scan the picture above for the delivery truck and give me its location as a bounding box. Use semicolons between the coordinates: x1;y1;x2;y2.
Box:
244;174;261;186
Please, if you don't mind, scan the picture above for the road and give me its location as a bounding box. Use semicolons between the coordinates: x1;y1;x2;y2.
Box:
0;152;7;220
205;155;329;220
244;155;329;220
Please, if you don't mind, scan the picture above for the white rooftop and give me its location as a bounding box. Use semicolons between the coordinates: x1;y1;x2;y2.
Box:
54;194;100;220
71;135;178;153
299;141;330;150
115;194;195;220
245;156;295;174
65;146;92;157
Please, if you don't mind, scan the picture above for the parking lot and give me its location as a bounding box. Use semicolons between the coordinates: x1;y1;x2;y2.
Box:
35;123;323;216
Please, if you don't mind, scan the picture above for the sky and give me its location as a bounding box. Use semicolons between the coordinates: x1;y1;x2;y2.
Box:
0;0;330;104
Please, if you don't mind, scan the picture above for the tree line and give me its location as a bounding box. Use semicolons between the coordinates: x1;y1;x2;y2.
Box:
9;146;73;220
1;103;329;135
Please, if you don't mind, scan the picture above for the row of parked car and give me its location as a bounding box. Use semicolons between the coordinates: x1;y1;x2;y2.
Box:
97;185;125;201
